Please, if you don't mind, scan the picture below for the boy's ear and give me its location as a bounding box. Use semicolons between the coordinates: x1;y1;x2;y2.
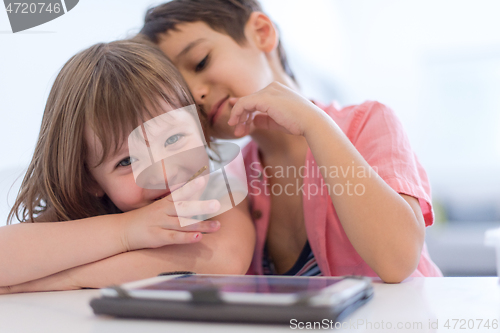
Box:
245;12;279;53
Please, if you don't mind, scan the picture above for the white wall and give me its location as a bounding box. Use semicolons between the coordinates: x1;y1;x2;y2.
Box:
0;0;162;171
263;0;500;221
2;0;500;223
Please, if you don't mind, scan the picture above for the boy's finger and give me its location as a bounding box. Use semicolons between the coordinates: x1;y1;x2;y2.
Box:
234;123;247;137
228;113;241;126
228;94;268;125
228;99;247;125
253;114;289;133
228;97;239;107
242;110;250;122
244;120;252;136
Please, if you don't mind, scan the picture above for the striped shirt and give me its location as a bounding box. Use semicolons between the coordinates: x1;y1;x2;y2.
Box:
262;241;322;276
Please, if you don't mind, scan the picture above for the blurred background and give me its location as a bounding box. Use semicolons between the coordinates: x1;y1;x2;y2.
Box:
1;0;499;276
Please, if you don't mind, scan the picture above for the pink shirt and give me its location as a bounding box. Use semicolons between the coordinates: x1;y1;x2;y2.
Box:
243;100;442;277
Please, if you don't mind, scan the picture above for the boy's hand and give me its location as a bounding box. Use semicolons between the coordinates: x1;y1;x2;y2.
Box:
227;81;326;137
121;176;221;252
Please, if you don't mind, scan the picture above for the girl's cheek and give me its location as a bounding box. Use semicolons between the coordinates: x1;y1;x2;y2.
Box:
113;192;143;212
111;179;145;211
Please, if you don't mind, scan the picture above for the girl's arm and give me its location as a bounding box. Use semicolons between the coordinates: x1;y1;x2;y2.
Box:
0;213;128;287
1;200;255;293
0;178;230;287
229;82;426;283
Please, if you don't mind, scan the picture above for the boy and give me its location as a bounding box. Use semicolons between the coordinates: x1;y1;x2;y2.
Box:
141;0;442;282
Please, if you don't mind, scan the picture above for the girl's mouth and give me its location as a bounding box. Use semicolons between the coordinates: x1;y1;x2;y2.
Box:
152;166;208;201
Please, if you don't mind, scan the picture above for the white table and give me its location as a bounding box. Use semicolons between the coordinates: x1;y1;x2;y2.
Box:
0;277;499;333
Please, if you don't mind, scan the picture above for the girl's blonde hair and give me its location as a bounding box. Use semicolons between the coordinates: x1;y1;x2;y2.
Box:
8;37;208;223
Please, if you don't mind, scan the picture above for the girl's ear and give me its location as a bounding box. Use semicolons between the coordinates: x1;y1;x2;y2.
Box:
245;12;279;53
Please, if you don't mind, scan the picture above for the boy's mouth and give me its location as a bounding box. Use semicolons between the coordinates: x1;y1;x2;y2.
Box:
209;95;230;126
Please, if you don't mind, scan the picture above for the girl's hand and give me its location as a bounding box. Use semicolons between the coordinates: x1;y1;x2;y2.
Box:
121;176;221;252
227;81;327;137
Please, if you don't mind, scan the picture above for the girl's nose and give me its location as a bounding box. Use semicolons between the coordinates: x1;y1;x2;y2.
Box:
137;160;180;190
140;161;166;189
162;161;181;188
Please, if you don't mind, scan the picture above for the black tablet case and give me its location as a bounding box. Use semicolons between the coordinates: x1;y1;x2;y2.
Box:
90;275;373;325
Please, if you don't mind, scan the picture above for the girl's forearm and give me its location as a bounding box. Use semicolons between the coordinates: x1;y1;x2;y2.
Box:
2;202;255;293
0;268;77;294
0;214;126;287
305;114;425;283
3;243;247;294
65;211;255;291
67;238;251;290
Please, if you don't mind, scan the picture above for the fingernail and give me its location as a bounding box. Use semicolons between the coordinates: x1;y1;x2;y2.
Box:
210;221;220;228
194;233;201;240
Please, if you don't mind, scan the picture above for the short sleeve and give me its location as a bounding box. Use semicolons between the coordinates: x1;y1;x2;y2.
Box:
339;101;434;226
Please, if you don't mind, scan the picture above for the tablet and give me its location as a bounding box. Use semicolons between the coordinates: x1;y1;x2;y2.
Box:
90;274;373;324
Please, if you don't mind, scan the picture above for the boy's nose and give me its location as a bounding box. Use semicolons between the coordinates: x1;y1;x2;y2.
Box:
189;79;210;104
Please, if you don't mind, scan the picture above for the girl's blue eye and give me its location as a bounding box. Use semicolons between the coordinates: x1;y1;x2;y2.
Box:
165;134;184;146
195;55;209;72
117;156;137;168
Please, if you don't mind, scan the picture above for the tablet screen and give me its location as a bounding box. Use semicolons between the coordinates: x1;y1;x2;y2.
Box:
138;275;343;294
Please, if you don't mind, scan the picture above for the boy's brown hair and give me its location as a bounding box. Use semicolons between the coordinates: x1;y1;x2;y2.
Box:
140;0;296;81
8;37;207;224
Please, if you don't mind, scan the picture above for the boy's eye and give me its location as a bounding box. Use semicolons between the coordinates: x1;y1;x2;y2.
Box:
195;55;209;72
117;156;137;168
165;134;184;146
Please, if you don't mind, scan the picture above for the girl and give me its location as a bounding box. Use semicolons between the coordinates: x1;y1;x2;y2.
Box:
141;0;442;282
0;38;254;294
